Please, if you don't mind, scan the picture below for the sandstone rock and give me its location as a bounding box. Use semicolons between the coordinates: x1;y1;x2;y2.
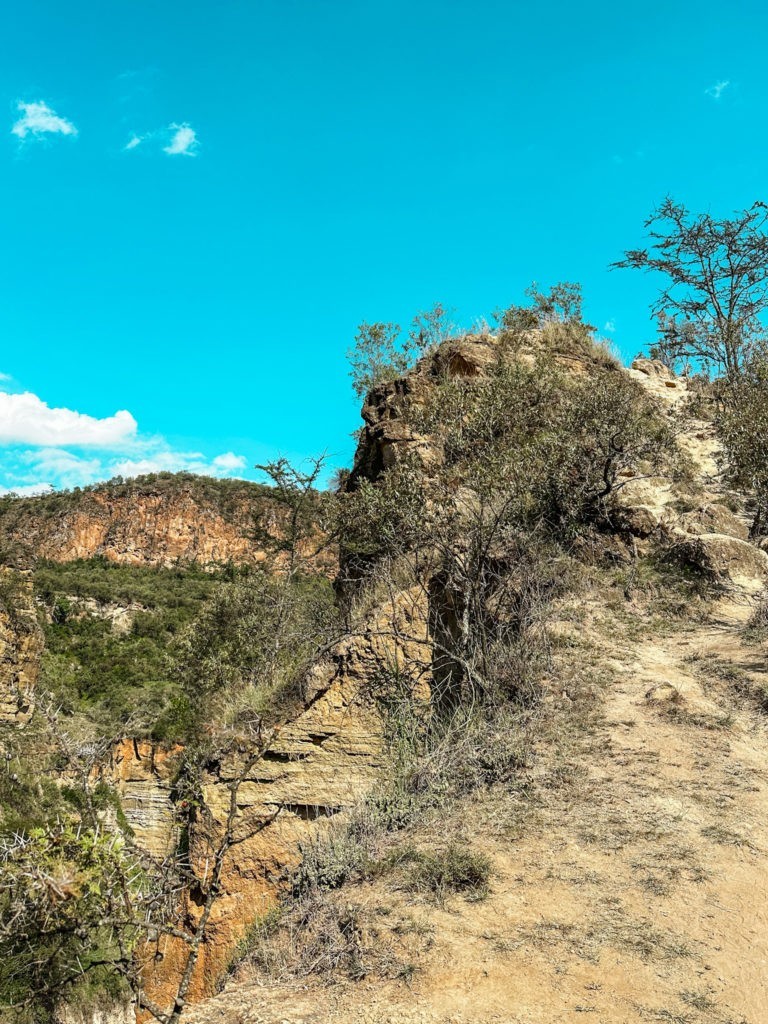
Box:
140;588;432;1010
677;504;749;541
431;336;497;378
630;357;676;380
611;501;663;538
0;483;335;573
103;738;182;858
667;534;768;593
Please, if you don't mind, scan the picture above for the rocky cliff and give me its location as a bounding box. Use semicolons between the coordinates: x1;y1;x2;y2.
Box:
0;475;333;572
139;585;431;1011
105;739;183;859
11;329;768;1024
178;344;768;1024
0;568;44;723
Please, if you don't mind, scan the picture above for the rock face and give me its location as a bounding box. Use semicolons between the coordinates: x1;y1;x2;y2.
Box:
0;568;43;722
140;589;430;1012
668;534;768;594
104;739;183;859
0;478;334;572
614;360;758;568
27;336;768;1020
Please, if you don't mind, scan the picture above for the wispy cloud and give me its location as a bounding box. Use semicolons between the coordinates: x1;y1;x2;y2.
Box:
12;100;77;140
163;123;198;157
110;449;245;479
124;133;145;151
212;452;247;472
604;319;616;334
705;80;730;100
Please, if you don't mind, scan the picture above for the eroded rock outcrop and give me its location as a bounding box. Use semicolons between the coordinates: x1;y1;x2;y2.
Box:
140;588;431;1010
105;739;183;859
0;568;43;723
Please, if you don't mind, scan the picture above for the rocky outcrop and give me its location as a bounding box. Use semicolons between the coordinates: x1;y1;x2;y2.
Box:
667;533;768;594
0;568;43;722
105;739;183;858
614;360;757;564
140;588;431;1011
0;478;334;572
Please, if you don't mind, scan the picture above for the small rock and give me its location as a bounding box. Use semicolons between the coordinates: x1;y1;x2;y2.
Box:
645;683;681;704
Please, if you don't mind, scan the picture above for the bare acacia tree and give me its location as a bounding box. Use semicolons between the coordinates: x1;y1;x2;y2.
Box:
255;455;332;578
613;197;768;376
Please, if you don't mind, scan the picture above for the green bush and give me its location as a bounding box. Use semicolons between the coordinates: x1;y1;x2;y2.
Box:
395;842;492;901
175;570;339;739
717;354;768;536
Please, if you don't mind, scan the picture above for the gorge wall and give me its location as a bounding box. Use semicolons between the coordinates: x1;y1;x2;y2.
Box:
0;476;334;572
0;569;43;723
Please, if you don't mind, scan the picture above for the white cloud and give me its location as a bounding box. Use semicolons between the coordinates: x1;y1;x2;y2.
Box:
0;443;249;494
110;452;204;478
111;449;247;480
604;319;616;333
212;452;247;472
0;384;247;493
0;392;137;446
163;123;198;157
705;80;730;100
18;448;103;489
12;100;77;140
0;482;53;497
124;133;145;151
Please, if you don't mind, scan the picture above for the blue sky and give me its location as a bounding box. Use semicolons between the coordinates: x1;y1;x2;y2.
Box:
0;0;764;493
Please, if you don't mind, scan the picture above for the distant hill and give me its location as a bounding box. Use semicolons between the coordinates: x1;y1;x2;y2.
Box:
0;472;334;571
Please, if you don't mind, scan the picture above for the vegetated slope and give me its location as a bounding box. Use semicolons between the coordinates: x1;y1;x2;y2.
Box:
184;363;768;1024
34;558;234;738
0;472;334;571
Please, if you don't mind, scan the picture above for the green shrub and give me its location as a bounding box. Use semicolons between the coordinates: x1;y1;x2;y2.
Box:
395;842;492;902
175;570;339;739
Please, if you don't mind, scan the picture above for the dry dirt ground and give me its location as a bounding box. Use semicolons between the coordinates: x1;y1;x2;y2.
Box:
185;377;768;1024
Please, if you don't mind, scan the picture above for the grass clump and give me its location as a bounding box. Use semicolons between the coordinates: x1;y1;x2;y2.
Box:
392;842;492;902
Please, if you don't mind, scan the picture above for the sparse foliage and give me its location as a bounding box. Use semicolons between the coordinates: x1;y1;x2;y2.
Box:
0;701;281;1024
254;456;331;577
347;321;410;399
614;197;768;375
717;351;768;536
174;570;338;737
497;281;591;341
347;304;450;398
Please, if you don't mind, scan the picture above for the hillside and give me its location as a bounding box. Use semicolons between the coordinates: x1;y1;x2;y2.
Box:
188;356;768;1024
182;347;768;1024
3;319;768;1024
